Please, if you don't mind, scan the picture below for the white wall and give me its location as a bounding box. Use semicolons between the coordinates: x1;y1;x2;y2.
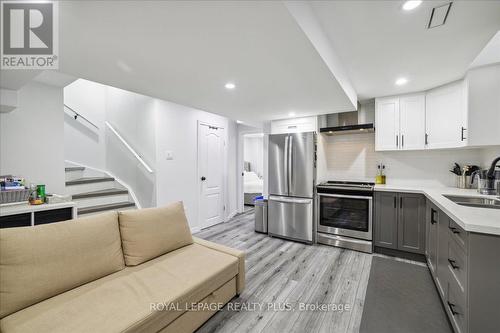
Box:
0;82;65;194
243;135;264;177
317;132;499;187
155;99;238;231
105;86;157;208
63;79;239;220
64;79;107;169
481;146;500;167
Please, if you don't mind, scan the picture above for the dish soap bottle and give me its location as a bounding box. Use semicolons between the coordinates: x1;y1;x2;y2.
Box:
375;164;387;184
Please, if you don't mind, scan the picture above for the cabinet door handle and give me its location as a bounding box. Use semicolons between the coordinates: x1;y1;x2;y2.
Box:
449;226;460;234
396;135;399;147
401;134;404;148
447;302;459;316
430;208;437;224
400;196;403;209
425;133;428;145
394;196;397;208
461;127;466;141
448;259;460;269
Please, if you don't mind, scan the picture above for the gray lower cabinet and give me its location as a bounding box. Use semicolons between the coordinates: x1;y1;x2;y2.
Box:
398;193;426;253
374;192;398;249
374;191;425;254
425;200;500;333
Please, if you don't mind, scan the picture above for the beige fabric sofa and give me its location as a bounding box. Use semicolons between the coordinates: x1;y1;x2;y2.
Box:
0;202;245;333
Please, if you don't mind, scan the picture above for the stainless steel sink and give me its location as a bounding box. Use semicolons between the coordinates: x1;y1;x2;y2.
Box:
443;195;500;209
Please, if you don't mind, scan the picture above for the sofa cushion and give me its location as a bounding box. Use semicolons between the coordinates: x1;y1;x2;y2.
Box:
0;211;125;318
0;243;238;333
118;202;193;266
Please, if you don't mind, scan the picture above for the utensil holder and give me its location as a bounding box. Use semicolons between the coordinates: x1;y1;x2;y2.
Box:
456;175;471;189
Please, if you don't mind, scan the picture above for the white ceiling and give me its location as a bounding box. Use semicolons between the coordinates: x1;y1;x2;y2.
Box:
55;0;355;122
310;0;500;100
2;1;499;121
470;31;500;68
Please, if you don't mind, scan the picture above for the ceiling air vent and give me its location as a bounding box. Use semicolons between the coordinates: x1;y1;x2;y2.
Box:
428;2;453;29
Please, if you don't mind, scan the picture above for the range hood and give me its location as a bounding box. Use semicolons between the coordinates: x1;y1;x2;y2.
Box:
319;109;374;135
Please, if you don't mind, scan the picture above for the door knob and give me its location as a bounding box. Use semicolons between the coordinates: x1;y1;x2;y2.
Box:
201;176;206;181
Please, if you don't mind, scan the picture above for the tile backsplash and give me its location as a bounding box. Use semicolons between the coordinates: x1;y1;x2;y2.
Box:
317;133;499;187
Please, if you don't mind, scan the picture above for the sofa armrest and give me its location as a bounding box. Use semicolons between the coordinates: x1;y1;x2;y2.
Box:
192;237;245;294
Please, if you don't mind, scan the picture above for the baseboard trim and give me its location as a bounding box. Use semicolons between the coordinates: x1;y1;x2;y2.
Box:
374;246;426;263
226;210;238;221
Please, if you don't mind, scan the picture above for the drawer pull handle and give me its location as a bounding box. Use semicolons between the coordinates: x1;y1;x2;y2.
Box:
448;226;460;234
430;208;437;224
448;259;460;269
447;302;459;316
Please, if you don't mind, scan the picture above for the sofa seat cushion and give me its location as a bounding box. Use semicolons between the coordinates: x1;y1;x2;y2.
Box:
118;202;193;266
0;243;238;333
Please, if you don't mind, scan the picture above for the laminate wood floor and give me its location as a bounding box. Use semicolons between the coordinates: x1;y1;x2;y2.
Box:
194;209;373;333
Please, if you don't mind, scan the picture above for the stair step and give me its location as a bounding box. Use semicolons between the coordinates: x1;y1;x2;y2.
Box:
66;177;115;186
72;188;128;199
78;202;135;215
65;167;85;172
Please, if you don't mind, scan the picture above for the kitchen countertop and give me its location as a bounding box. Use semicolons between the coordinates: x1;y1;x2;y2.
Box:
375;184;500;236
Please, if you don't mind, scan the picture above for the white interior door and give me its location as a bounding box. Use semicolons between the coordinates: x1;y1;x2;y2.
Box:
198;123;225;229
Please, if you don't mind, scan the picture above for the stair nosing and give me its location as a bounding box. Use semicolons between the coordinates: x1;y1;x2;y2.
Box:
78;202;135;214
65;177;115;186
72;189;128;199
65;167;85;172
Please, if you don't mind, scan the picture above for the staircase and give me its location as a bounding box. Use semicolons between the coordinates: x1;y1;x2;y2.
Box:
65;165;136;217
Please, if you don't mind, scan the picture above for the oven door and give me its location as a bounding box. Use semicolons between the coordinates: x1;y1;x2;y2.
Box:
317;193;373;240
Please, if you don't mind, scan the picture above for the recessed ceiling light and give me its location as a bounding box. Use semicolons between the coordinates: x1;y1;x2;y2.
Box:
236;120;243;124
224;82;236;90
403;0;422;11
289;112;295;117
395;77;408;86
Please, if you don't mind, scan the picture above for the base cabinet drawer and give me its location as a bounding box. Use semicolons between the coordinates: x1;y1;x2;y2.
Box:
447;278;467;333
448;219;468;251
447;236;467;292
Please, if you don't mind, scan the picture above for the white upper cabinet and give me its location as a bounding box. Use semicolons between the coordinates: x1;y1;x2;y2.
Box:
425;80;467;149
375;94;425;151
375;64;498;151
375;97;400;150
270;116;317;134
400;93;426;150
466;64;500;146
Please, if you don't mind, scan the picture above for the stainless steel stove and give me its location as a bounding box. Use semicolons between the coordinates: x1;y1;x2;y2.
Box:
316;181;374;253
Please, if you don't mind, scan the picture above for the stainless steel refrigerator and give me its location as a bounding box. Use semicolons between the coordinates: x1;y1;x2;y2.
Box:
268;132;316;243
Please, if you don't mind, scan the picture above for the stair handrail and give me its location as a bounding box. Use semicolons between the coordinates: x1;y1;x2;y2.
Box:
64;104;99;130
105;121;154;173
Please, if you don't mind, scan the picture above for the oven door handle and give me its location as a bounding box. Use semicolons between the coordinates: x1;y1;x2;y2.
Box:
317;193;373;200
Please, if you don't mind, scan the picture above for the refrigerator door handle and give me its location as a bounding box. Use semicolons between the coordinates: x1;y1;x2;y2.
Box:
288;135;293;193
269;195;312;204
284;135;289;194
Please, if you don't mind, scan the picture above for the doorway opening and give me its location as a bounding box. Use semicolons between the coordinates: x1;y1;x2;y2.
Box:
242;132;264;210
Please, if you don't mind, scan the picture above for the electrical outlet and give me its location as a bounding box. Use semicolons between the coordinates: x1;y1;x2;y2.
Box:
165;151;174;160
